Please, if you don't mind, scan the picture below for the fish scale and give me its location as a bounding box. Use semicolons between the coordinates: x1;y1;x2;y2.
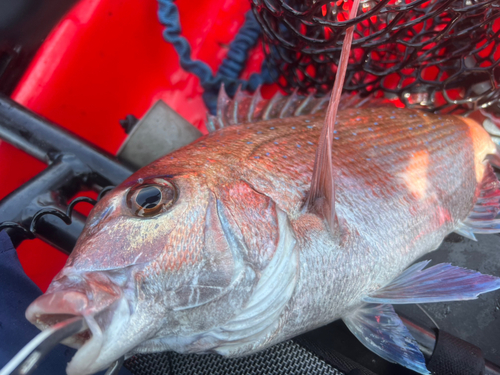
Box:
183;110;473;293
189;108;474;220
158;107;484;323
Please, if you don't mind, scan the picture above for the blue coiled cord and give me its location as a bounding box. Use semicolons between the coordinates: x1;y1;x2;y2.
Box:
157;0;277;114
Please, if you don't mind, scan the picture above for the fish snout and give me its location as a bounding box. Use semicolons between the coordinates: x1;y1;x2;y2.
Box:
26;270;126;350
25;271;140;375
26;290;89;332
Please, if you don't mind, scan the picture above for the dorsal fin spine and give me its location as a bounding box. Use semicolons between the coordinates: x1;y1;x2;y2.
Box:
232;86;243;125
306;0;361;233
262;92;283;121
248;85;262;123
206;114;217;133
311;94;329;115
216;84;231;130
294;91;315;117
279;89;298;119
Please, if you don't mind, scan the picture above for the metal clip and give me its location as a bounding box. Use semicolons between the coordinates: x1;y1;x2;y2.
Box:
0;317;124;375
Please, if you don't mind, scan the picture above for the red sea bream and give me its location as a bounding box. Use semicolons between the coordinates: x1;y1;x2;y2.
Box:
26;100;500;374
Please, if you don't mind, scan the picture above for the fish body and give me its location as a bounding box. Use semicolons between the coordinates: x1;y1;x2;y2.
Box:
26;106;500;374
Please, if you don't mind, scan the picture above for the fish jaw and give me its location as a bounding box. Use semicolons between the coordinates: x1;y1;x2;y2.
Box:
25;269;123;348
63;298;157;375
25;269;157;375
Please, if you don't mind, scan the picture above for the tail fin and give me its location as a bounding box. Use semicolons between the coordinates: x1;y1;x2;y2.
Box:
479;111;500;166
456;163;500;237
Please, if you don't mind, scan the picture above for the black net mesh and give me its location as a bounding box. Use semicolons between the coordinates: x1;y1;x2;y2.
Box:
124;340;344;375
253;0;500;114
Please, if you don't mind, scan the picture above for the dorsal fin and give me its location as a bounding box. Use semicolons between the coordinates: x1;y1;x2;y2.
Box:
305;0;360;234
206;86;375;133
206;84;232;133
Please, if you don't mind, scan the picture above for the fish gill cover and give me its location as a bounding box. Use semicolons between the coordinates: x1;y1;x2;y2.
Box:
253;0;500;115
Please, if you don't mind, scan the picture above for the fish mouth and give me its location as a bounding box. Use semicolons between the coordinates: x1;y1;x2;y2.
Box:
26;291;93;348
26;291;130;375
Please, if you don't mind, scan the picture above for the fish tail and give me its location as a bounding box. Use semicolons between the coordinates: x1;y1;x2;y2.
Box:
455;162;500;238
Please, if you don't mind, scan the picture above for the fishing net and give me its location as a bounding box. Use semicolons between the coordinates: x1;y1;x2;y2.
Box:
252;0;500;115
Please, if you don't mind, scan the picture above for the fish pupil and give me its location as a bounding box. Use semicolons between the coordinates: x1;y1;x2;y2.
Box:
136;186;162;209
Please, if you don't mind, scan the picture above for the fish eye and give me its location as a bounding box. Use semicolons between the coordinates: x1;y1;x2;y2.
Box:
127;178;177;217
136;186;162;209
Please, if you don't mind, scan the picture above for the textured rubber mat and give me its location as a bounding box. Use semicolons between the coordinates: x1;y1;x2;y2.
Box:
125;340;344;375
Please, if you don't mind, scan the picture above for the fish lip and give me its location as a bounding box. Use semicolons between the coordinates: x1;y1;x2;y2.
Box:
26;291;91;346
26;291;133;375
25;291;88;340
26;291;88;322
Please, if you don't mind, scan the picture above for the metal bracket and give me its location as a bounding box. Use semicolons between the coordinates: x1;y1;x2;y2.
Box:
117;100;202;169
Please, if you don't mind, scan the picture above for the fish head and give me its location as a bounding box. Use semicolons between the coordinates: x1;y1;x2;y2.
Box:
26;159;291;374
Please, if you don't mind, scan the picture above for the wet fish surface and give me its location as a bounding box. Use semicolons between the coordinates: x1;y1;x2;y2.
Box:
26;104;500;375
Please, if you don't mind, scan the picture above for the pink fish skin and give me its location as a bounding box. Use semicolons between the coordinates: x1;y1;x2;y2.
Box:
26;106;498;375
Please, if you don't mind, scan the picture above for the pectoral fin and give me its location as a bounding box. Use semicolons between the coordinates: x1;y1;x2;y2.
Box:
343;303;429;374
363;261;500;304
